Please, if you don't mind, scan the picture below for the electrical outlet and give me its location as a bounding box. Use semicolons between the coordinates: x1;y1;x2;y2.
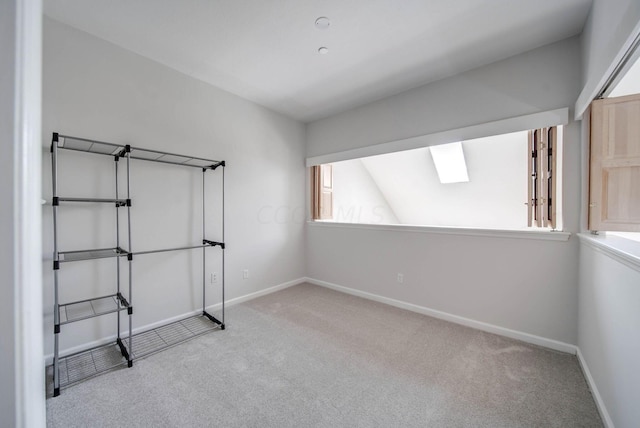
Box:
397;273;404;284
211;272;218;284
242;269;249;279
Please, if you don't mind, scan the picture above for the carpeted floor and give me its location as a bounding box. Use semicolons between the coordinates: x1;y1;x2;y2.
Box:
46;283;602;427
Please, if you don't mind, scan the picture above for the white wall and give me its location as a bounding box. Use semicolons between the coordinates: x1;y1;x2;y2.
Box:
306;38;583;345
578;0;640;112
307;37;581;159
0;1;18;418
359;132;529;229
42;18;306;355
308;224;579;343
576;4;640;426
1;0;45;426
331;159;398;224
578;242;640;428
609;56;640;97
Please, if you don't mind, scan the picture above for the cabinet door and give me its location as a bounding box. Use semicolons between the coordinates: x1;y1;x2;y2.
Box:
589;94;640;231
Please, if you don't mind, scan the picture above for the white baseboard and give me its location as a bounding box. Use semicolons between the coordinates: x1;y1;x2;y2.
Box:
214;277;305;309
577;348;614;428
44;277;306;365
304;277;577;355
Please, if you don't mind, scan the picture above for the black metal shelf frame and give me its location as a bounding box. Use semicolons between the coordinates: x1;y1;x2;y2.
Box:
50;132;226;396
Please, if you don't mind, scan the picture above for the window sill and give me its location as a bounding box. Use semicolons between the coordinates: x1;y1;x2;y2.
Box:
308;221;571;242
577;233;640;272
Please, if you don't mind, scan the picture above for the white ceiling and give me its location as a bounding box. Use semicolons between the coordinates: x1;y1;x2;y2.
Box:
44;0;592;122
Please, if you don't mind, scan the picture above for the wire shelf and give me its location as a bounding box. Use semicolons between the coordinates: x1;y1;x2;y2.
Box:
50;314;221;393
59;294;129;325
124;313;221;359
50;343;128;391
55;134;223;169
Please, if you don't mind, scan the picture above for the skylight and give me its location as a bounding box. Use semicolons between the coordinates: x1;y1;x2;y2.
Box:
429;142;469;184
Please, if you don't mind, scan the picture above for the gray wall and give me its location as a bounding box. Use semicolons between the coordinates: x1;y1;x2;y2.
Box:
578;242;640;427
0;1;18;422
577;2;640;426
580;0;640;100
307;37;581;159
306;37;583;345
42;18;307;355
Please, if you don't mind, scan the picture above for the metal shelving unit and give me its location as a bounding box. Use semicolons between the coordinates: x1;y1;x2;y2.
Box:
50;132;226;396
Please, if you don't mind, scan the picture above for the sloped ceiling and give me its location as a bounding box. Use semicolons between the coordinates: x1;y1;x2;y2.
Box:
610;57;640;97
358;132;529;229
45;0;592;122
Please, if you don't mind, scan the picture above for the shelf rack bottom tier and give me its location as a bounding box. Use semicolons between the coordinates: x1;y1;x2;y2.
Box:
48;313;222;393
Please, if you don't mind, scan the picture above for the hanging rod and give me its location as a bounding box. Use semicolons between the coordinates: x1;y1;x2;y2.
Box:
134;240;224;256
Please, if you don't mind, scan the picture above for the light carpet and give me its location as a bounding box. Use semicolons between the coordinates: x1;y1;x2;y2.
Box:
46;283;602;427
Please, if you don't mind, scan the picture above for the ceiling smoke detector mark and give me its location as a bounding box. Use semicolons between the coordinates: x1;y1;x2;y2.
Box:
318;47;329;55
430;142;470;184
315;17;331;30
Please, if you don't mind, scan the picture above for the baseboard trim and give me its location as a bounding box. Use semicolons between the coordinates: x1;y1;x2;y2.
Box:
576;348;614;428
305;277;577;354
215;277;306;309
44;277;306;365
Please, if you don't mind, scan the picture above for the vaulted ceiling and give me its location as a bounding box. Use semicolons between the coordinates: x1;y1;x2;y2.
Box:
45;0;593;122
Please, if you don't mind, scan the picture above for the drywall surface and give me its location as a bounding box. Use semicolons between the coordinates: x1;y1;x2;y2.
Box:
307;224;579;344
0;0;17;422
307;37;581;159
42;18;306;354
331;159;398;224
609;55;640;97
306;37;583;344
580;0;640;100
359;132;528;229
578;242;640;427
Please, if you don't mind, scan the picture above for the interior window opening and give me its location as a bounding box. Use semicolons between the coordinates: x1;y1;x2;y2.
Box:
311;127;563;231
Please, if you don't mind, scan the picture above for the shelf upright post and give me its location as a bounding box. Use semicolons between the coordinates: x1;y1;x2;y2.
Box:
126;147;133;367
221;164;225;328
51;133;61;397
202;168;206;315
115;155;121;345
